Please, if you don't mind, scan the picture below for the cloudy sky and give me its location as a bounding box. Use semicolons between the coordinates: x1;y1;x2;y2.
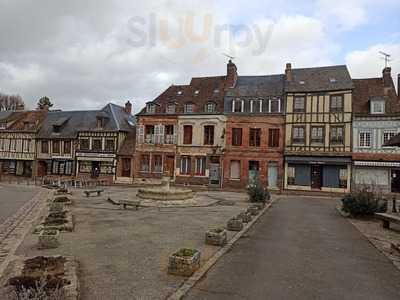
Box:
0;0;399;112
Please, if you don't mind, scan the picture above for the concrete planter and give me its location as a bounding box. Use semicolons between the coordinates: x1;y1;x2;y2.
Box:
49;202;64;212
253;202;266;210
38;229;60;249
205;228;227;246
168;248;201;276
237;212;252;223
54;196;72;205
227;218;244;231
247;206;260;216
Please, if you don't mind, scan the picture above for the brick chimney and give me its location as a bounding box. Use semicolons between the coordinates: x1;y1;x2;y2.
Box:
285;63;292;81
226;60;238;88
124;101;132;115
383;67;392;87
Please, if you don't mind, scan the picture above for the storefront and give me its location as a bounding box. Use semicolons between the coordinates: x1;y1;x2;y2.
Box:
353;161;400;194
285;156;351;193
76;152;116;179
0;159;33;177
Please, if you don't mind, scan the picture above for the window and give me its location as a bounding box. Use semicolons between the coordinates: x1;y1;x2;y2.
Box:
52;161;72;175
268;128;280;147
0;123;6;130
105;139;115;152
165;125;175;144
230;160;240;180
146;103;156;113
180;156;191;175
166;104;175;114
10;139;16;152
311;126;324;144
339;168;347;188
92;139;102;151
153;155;163;173
371;101;385;114
249;128;261;147
232;128;242;146
232;99;243;113
251;99;262;113
293;96;305;112
80;139;89;150
292;126;305;144
64;141;71;154
53;141;60;154
145;125;155;144
330;95;343;112
195;157;206;176
269;98;281;113
53;125;61;133
140;155;150;172
41;141;49;153
96;117;104;129
330;126;344;144
359;131;371;148
177;90;183;95
183;125;193;144
184;103;193;113
204;125;215;145
205;102;216;113
22;139;30;152
383;131;396;146
287;166;295;185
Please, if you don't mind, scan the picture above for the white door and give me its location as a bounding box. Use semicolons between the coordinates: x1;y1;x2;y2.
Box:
268;164;278;188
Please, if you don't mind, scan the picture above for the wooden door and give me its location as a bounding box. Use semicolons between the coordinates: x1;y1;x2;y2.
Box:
122;158;131;177
165;156;175;177
311;165;322;189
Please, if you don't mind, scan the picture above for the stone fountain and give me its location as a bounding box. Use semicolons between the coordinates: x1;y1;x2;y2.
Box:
137;176;194;201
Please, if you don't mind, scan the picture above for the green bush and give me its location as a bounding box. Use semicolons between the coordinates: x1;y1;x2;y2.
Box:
247;177;270;203
341;188;387;216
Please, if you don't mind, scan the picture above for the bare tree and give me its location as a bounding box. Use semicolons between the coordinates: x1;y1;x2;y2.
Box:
0;93;25;111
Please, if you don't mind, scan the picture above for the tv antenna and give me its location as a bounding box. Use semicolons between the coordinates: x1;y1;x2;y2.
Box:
222;53;235;61
379;51;392;68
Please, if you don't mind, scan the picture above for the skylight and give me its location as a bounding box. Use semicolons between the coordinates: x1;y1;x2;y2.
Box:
329;78;337;83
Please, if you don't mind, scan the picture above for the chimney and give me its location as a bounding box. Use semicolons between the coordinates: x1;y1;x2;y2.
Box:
125;101;132;115
285;63;292;81
226;60;238;88
398;74;400;98
383;67;392;88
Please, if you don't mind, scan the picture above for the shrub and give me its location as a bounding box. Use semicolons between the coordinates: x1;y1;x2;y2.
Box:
341;188;387;216
247;176;270;203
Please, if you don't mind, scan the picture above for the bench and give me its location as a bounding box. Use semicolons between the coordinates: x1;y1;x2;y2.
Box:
84;189;104;197
119;199;140;210
374;213;400;229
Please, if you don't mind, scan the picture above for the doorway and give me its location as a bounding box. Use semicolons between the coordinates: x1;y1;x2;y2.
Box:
391;169;400;193
249;161;260;185
122;158;131;177
311;165;322;189
268;163;278;189
91;161;100;178
165;156;175;178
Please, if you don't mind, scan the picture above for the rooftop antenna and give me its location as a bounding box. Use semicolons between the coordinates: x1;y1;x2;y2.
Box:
379;51;392;68
222;53;235;61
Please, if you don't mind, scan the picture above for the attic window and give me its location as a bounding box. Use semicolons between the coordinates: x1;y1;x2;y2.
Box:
53;125;61;133
146;103;156;114
299;81;305;85
194;90;200;95
23;122;35;130
205;102;216;113
329;78;337;83
371;100;385;114
177;90;183;95
96;117;105;128
166;103;176;114
0;123;6;130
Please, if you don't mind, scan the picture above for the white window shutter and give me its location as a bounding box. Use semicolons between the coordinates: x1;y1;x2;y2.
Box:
159;125;165;144
241;100;244;112
232;100;235;112
137;125;144;144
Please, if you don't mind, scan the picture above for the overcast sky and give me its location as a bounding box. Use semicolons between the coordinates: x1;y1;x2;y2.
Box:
0;0;399;112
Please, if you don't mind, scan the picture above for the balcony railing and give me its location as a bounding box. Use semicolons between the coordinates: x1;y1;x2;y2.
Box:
144;134;176;145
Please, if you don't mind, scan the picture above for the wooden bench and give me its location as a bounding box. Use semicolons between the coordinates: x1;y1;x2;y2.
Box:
84;189;104;197
374;213;400;229
119;199;140;210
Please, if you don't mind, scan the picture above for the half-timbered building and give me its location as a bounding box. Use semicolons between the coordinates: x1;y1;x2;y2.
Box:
352;67;400;193
0;110;47;178
223;74;285;190
284;64;353;193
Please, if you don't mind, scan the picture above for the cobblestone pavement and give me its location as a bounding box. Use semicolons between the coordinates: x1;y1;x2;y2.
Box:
0;184;49;278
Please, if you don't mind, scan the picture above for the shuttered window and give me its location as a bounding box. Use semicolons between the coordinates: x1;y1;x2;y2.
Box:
232;128;242;146
183;125;193;144
230;161;240;179
204;126;215;145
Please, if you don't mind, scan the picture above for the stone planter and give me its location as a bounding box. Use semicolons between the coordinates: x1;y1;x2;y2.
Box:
227;218;243;231
168;248;200;276
205;228;227;246
49;202;64;212
247;205;260;216
54;196;72;205
237;212;252;223
253;202;266;210
38;229;60;249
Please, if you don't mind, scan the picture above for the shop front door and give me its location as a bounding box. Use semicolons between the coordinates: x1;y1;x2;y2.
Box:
311;165;322;189
391;169;400;193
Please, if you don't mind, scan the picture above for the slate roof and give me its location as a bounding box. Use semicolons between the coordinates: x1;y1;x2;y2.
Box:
225;75;285;97
352;77;400;115
38;103;135;139
138;75;228;114
285;65;353;92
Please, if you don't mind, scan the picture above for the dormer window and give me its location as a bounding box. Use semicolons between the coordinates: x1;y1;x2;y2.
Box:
146;103;156;114
232;99;244;113
371;100;385;114
23;122;35;130
96;117;104;129
166;103;176;114
269;98;281;113
177;90;183;96
53;125;61;133
205;102;216;113
250;99;262;113
184;103;193;113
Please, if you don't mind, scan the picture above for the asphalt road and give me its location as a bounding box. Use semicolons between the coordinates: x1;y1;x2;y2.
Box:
186;196;400;300
0;184;39;224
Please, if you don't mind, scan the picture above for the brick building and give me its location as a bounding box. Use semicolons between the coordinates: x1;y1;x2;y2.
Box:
223;75;285;189
352;67;400;193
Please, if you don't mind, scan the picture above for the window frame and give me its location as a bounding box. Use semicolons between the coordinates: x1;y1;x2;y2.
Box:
359;131;372;148
203;125;215;145
371;100;385;114
80;139;90;151
230;160;241;180
249;128;261;147
269;98;281;113
64;140;71;154
184;103;193;114
250;99;262;113
195;156;206;176
140;154;150;172
105;139;115;152
293;96;306;113
268;128;280;148
92;139;102;151
180;156;191;175
383;130;396;147
310;126;325;144
330;126;344;145
152;154;163;173
232;99;244;113
183;125;193;145
330;94;344;112
52;140;60;154
166;103;176;114
41;140;49;154
232;128;243;146
292;126;305;144
205;102;216;113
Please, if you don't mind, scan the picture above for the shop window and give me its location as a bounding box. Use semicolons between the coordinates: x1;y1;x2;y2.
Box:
230;160;240;180
80;139;89;150
140;155;150;172
92;139;102;151
268;128;280;147
287;166;295;185
311;126;324;144
105;139;115;152
52;161;73;175
180;156;191;175
53;141;60;154
232;128;242;146
249;128;261;147
204;125;214;145
183;125;193;144
292;126;305;144
195;157;206;176
100;162;114;174
153;155;163;173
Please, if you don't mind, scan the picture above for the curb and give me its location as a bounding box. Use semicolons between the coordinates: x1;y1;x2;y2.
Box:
166;198;277;300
